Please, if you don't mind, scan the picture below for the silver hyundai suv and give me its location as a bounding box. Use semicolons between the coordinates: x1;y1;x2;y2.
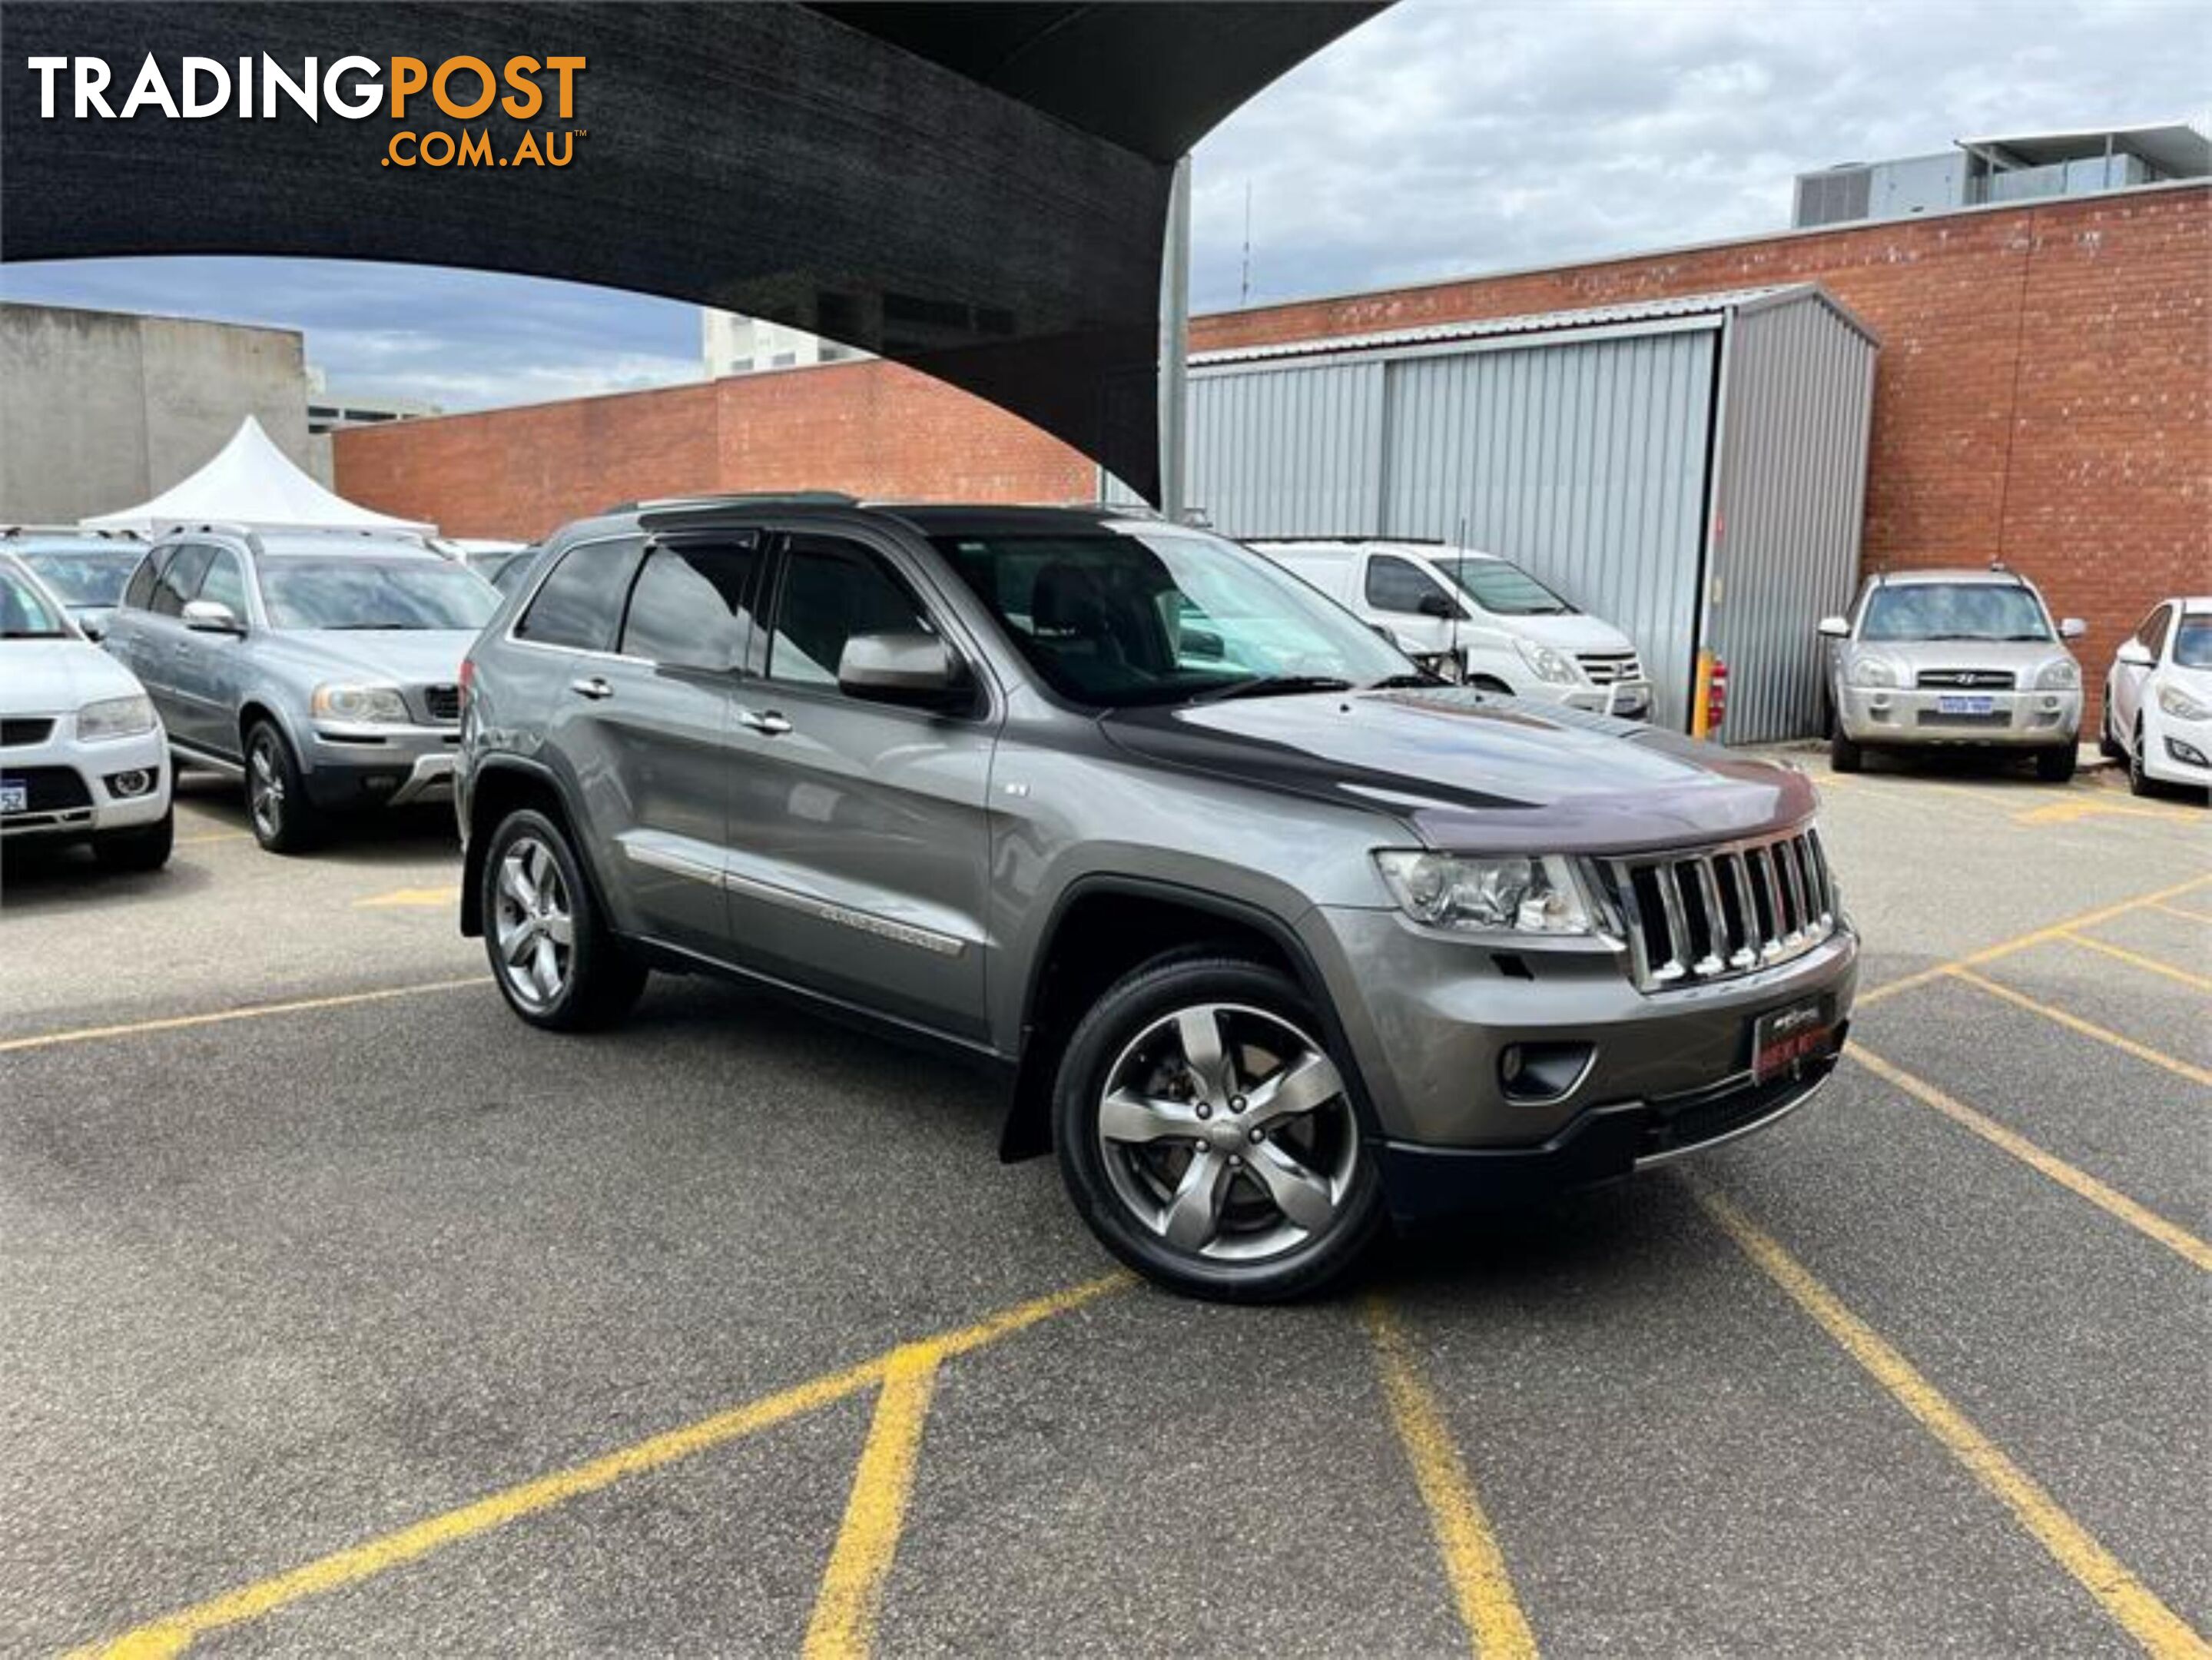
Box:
457;498;1858;1301
102;527;500;851
1819;567;2087;780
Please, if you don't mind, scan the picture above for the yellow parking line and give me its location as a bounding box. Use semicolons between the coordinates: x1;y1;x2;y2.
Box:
175;830;251;847
802;1345;944;1659
71;1274;1127;1659
1858;873;2212;1007
2150;902;2212;926
2014;798;2201;827
1364;1299;1539;1660
1848;1045;2211;1271
2058;931;2212;994
1946;971;2211;1089
0;978;489;1055
352;885;462;909
1696;1185;2210;1660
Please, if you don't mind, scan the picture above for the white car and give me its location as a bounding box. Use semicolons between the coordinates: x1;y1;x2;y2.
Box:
1247;538;1652;720
2104;596;2211;799
0;552;174;870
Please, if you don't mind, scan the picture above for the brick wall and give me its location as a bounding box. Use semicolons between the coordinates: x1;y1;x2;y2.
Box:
336;184;2208;715
1189;185;2210;713
333;358;1096;542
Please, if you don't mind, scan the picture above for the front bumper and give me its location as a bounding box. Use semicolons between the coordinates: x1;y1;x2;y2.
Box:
1;722;171;841
2142;705;2212;788
301;722;460;810
1837;685;2080;747
1529;679;1653;722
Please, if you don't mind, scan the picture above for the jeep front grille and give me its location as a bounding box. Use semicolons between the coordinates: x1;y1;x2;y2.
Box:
1589;825;1836;991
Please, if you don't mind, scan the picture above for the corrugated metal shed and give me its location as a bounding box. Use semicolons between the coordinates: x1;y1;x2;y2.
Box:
1116;284;1879;741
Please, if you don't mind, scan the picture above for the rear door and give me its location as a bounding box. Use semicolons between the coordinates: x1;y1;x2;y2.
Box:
721;526;997;1040
2113;605;2169;736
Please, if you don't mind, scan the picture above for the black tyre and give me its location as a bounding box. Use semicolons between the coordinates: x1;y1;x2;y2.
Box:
1829;727;1864;774
2098;692;2124;761
244;720;327;854
1053;952;1385;1303
2127;721;2155;798
480;807;647;1031
2035;744;2078;784
92;802;174;872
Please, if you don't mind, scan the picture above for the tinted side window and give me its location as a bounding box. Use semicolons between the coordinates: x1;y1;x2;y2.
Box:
1365;555;1448;615
516;538;646;652
768;536;934;689
2137;605;2171;653
197;548;250;616
151;545;214;618
618;540;763;672
122;549;167;611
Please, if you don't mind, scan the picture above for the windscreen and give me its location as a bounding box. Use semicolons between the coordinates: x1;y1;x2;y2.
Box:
0;561;70;638
936;526;1412;708
1437;558;1576;616
2173;619;2212;669
20;549;143;609
259;558;499;632
1860;583;2052;643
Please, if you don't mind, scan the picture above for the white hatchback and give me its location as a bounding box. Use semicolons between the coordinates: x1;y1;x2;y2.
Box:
1247;539;1653;720
2104;597;2212;799
0;552;174;870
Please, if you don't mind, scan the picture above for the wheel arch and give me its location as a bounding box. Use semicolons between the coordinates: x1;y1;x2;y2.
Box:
1000;875;1375;1163
460;756;601;939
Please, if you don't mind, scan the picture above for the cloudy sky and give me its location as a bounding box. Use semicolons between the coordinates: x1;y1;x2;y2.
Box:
4;0;2202;411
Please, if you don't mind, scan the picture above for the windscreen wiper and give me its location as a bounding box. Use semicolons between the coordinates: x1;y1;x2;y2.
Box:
1193;674;1355;702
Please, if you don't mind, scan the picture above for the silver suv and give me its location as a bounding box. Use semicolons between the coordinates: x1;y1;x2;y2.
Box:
457;498;1859;1301
1819;568;2086;780
102;527;499;851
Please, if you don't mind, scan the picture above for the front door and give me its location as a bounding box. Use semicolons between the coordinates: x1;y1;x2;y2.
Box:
721;529;997;1041
134;543;212;734
165;545;252;756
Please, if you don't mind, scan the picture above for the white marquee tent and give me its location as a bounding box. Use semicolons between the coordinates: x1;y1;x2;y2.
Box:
83;417;436;537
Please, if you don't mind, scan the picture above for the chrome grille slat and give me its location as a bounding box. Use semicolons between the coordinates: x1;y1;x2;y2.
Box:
1597;825;1836;994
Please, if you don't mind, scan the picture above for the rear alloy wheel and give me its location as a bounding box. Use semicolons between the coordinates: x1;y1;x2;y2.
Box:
245;721;325;854
482;808;646;1031
2098;692;2125;760
1054;954;1382;1301
2127;720;2155;798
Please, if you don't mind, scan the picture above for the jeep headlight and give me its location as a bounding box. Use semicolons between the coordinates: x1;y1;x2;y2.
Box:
311;684;411;724
2158;681;2212;720
2034;659;2080;691
1374;852;1597;935
1848;656;1902;689
77;693;156;741
1513;638;1577;685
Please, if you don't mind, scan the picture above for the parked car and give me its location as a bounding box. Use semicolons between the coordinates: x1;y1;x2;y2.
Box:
0;551;173;871
2;526;148;640
101;527;499;852
1246;538;1652;720
468;544;543;599
456;497;1855;1302
2103;596;2211;799
1819;567;2086;781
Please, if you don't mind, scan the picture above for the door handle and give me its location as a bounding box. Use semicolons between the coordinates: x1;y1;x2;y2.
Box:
568;675;614;700
738;708;792;736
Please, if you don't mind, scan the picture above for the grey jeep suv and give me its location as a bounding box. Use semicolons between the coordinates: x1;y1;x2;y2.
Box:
103;528;500;851
457;498;1858;1300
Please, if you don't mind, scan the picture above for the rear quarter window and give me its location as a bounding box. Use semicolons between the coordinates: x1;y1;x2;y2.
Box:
515;537;645;652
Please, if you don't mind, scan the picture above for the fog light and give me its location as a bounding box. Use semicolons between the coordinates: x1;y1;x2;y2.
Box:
1498;1041;1596;1104
106;768;154;798
2168;737;2209;769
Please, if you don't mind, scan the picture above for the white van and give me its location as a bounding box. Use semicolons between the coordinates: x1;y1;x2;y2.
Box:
1248;540;1653;721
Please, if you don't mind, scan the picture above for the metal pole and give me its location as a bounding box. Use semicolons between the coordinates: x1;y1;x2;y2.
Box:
1159;154;1192;520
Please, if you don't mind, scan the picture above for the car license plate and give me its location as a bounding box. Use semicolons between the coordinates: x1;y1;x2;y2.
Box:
1936;694;1995;715
0;782;25;815
1752;998;1833;1081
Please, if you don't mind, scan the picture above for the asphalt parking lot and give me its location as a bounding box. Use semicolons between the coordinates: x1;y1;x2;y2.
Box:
2;759;2205;1658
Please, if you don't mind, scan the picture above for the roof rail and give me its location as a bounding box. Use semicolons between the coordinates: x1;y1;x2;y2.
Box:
1244;534;1445;546
615;490;861;513
2;523;144;540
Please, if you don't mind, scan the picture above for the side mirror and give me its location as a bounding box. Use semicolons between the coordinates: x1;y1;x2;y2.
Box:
1370;622;1404;648
837;631;966;708
2058;617;2088;639
1816;616;1851;639
77;614;107;642
1416;592;1458;620
2115;639;2154;668
183;599;244;635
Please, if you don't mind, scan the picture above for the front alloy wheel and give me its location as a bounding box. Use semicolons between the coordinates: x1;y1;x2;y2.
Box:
1055;954;1382;1301
479;807;647;1031
492;834;575;1013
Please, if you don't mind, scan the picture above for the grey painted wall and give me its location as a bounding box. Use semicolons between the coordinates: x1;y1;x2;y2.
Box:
0;303;317;523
